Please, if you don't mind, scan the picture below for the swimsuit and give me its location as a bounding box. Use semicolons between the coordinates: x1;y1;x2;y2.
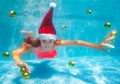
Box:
33;48;57;59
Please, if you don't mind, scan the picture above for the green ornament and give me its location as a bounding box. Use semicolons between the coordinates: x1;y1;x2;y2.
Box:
87;10;92;14
22;71;30;79
68;60;75;67
110;30;117;37
104;22;111;28
20;66;27;74
62;25;67;30
3;52;9;58
10;10;16;17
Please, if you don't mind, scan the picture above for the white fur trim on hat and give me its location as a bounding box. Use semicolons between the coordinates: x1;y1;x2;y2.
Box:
49;2;56;8
38;34;56;40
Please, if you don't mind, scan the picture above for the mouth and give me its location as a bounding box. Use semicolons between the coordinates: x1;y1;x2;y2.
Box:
43;46;50;48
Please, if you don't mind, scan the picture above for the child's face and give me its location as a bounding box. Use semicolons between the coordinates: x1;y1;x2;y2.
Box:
40;40;54;49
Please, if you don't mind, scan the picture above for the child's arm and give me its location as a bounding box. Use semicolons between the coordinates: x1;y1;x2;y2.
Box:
56;31;116;52
58;40;99;47
56;34;115;52
12;43;34;73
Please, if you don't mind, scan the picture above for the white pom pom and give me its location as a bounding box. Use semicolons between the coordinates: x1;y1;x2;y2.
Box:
49;2;56;8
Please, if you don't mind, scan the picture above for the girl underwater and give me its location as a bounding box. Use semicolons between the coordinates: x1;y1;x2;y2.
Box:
12;2;116;73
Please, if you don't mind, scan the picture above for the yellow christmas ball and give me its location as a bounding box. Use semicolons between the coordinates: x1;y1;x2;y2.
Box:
10;10;16;17
86;10;92;14
62;25;67;30
23;71;30;79
104;22;111;28
3;52;9;58
20;66;27;74
68;60;75;67
110;30;117;37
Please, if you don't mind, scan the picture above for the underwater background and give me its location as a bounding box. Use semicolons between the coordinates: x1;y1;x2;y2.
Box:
0;0;120;84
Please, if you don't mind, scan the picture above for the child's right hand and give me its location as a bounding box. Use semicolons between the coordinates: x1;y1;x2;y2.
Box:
16;62;31;73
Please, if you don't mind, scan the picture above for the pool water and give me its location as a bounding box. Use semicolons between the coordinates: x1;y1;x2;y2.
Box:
0;56;120;84
0;0;120;84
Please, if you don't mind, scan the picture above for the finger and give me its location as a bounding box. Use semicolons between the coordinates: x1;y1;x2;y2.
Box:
104;44;115;48
28;68;31;73
106;37;114;41
20;30;26;33
25;64;30;73
27;67;30;73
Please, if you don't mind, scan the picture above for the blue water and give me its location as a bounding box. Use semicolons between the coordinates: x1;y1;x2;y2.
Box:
0;0;120;84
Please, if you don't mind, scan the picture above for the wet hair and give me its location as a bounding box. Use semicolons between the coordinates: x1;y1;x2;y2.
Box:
24;36;41;47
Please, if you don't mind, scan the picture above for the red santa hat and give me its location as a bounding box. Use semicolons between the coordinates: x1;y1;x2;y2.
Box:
38;2;57;40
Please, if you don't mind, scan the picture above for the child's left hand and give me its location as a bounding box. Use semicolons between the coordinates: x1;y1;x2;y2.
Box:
98;36;115;52
20;30;33;37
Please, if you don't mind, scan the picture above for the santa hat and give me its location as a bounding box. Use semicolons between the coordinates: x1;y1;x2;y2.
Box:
38;2;57;40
